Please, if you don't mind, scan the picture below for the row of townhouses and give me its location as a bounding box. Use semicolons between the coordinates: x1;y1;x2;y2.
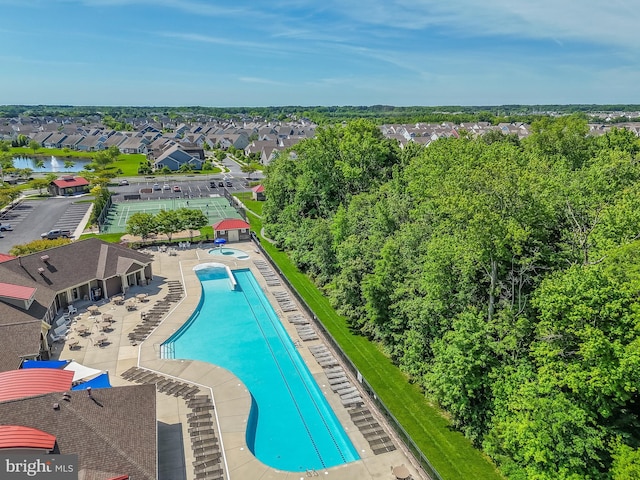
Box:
1;115;639;171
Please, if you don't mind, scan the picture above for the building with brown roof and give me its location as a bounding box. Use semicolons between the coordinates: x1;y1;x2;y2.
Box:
0;239;153;370
0;384;157;480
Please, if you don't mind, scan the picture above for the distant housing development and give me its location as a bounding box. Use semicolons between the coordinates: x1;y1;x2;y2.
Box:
2;112;640;171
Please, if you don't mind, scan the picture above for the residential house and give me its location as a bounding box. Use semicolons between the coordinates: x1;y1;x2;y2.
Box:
119;136;148;154
153;144;203;171
43;133;68;149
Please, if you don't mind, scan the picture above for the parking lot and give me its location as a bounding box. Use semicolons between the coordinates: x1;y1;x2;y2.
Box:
0;196;91;252
110;176;252;202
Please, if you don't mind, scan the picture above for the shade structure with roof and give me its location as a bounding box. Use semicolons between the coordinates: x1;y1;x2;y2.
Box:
63;360;102;383
21;359;70;369
72;372;112;390
0;425;56;452
0;368;74;402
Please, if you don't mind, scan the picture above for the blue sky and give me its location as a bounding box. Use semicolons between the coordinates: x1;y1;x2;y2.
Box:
1;0;638;106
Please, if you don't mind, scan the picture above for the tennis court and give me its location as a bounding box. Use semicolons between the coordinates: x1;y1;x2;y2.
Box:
99;196;244;234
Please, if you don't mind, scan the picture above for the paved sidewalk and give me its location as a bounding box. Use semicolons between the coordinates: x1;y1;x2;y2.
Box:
55;241;424;480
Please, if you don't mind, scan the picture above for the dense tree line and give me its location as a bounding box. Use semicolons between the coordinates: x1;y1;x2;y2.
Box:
262;115;640;479
4;104;640;127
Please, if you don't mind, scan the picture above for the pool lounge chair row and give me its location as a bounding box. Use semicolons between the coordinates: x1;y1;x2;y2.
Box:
127;282;184;344
120;367;201;399
253;259;282;286
186;395;224;480
295;325;319;341
348;406;397;455
288;313;310;325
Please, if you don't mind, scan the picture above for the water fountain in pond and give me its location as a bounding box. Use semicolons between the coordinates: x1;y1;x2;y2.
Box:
51;156;60;172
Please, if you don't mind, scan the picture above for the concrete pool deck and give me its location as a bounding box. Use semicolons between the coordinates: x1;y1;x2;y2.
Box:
55;241;426;480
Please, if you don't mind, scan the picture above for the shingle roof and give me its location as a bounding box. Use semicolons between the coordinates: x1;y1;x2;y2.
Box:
0;319;47;373
0;238;152;292
0;384;157;480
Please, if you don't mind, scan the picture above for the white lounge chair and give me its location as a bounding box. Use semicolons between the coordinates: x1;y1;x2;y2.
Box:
68;305;78;315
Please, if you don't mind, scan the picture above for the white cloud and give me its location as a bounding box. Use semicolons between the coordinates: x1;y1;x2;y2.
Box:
326;0;640;49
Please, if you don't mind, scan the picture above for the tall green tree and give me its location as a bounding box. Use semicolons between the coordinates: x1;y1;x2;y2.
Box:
126;212;157;242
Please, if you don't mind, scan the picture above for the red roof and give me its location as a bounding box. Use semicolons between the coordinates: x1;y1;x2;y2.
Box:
252;184;265;193
212;219;250;231
0;282;37;301
108;476;130;480
52;176;89;188
0;253;16;263
0;425;56;450
0;369;74;402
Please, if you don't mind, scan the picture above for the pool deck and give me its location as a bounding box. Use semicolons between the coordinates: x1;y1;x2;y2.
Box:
55;241;426;480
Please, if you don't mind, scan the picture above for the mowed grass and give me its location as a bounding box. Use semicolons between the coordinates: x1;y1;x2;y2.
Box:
247;212;503;480
234;192;264;216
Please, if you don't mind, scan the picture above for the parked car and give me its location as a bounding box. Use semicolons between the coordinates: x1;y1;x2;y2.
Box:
0;223;12;231
173;186;181;192
153;183;161;191
119;179;129;186
209;181;218;188
41;229;71;240
218;181;224;187
225;181;233;187
163;184;171;190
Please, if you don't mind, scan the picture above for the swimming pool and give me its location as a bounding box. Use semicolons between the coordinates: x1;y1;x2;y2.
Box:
208;247;250;260
161;264;359;471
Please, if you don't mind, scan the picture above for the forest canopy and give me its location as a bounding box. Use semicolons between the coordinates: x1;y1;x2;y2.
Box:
262;115;640;479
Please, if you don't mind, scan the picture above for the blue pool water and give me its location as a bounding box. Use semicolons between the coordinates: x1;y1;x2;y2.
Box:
162;265;359;471
208;247;250;260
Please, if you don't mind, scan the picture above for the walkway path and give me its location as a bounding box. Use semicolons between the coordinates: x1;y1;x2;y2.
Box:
55;241;424;480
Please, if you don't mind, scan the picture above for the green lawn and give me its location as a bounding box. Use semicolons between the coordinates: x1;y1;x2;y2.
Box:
247;212;503;480
233;192;263;216
9;147;100;158
79;232;125;243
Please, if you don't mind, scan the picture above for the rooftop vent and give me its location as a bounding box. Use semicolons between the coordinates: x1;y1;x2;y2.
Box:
37;267;45;275
53;403;60;410
40;255;50;262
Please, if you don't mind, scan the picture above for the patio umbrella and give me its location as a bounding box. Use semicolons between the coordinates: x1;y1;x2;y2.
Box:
214;237;227;252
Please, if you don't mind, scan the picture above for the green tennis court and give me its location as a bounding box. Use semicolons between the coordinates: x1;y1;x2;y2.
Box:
99;196;244;234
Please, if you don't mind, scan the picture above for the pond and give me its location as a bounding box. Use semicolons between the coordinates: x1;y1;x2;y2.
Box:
12;156;92;173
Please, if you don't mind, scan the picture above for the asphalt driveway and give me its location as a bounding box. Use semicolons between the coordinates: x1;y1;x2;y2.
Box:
0;196;91;253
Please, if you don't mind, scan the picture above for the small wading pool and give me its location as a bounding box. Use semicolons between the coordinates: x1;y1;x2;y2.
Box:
161;264;359;471
208;247;250;260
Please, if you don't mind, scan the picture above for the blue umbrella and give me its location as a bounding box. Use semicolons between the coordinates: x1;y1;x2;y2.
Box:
214;238;227;246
